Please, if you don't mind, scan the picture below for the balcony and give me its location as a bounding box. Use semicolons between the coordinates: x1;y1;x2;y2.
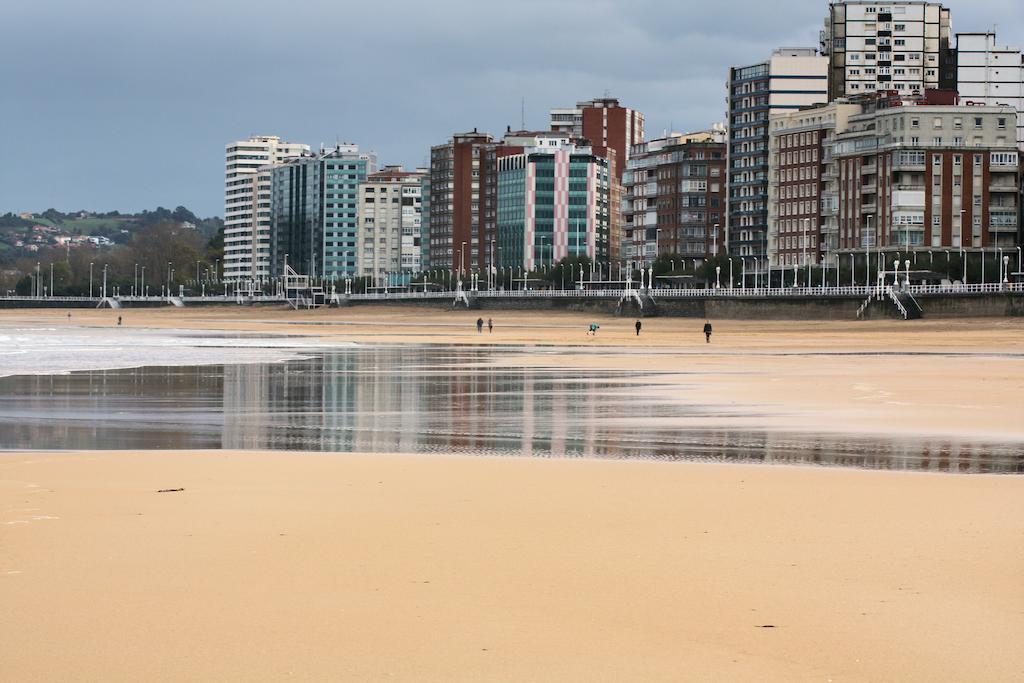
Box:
860;202;877;213
861;183;877;195
990;182;1019;193
729;177;769;187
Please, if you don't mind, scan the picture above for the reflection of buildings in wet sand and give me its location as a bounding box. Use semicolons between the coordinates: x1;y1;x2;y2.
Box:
0;366;224;450
223;349;437;453
632;428;1022;474
222;362;276;450
216;350;1021;471
220;348;610;457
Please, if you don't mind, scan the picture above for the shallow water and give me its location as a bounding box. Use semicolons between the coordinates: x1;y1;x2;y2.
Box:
0;346;1020;473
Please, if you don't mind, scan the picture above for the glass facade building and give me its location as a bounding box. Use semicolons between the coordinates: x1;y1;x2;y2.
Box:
269;145;378;280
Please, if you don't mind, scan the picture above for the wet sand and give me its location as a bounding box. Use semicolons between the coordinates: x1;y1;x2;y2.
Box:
3;307;1023;441
2;450;1023;681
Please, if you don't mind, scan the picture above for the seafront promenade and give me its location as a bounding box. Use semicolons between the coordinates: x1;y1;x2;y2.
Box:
2;282;1022;319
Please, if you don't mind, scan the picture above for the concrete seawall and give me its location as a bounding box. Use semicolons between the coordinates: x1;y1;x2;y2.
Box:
342;292;1023;320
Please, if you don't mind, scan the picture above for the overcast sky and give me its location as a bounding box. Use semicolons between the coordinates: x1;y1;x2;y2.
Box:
3;0;1022;217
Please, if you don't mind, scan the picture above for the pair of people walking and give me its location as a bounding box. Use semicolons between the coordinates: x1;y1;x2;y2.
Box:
476;318;493;334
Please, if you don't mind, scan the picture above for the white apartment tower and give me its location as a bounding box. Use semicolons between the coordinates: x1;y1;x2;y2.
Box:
224;135;309;283
821;1;955;101
356;166;427;284
957;32;1024;146
727;48;828;260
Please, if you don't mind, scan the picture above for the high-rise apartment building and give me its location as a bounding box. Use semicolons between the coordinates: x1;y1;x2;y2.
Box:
224;135;309;283
821;1;955;101
356;166;426;283
269;145;378;280
957;32;1024;146
622;131;727;265
495;135;611;270
768;102;862;268
833;101;1019;251
419;174;431;271
548;98;645;152
428;130;497;273
549;98;645;264
727;49;828;260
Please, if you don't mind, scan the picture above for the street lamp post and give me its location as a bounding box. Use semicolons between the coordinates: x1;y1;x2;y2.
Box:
460;241;467;284
89;262;94;298
864;215;874;288
102;264;108;298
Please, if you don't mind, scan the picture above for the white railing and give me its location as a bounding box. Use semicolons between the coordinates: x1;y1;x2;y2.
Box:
3;282;1020;305
887;287;910;320
907;282;1022;295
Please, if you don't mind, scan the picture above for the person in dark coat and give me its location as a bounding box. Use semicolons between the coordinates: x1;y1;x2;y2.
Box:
635;320;642;336
703;320;712;344
476;318;484;333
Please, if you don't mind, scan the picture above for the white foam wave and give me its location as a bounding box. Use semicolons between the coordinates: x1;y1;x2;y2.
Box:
0;325;345;377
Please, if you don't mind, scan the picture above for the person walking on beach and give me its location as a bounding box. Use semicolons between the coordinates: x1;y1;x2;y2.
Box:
703;320;712;344
117;315;122;327
635;320;642;336
587;323;600;336
487;318;493;334
476;317;484;334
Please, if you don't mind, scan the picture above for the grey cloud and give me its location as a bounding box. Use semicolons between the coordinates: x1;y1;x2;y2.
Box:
1;0;1022;215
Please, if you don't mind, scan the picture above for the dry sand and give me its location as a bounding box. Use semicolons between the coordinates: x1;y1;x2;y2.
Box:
2;451;1023;682
2;307;1023;680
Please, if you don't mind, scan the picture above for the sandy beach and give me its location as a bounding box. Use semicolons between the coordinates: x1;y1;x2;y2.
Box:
2;451;1023;682
2;306;1023;680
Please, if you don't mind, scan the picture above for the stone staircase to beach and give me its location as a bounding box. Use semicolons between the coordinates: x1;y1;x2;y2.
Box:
857;287;922;320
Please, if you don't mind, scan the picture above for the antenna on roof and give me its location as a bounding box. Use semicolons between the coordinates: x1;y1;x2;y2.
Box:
521;97;526;130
